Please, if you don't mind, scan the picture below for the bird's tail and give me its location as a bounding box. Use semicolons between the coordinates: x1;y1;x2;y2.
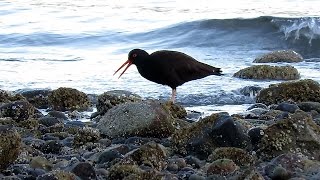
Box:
212;67;223;76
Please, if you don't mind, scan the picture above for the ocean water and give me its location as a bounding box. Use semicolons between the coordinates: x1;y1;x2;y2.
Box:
1;0;320;115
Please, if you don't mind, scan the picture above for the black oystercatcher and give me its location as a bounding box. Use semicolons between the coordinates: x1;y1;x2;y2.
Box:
114;49;222;103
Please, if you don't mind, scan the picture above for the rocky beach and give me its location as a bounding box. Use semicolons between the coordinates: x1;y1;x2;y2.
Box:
1;50;320;179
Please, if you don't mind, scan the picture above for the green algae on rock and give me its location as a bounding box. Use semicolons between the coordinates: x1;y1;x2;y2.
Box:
0;125;21;170
233;65;300;80
48;87;90;111
97;100;176;139
257;111;320;160
256;79;320;106
96;90;142;116
253;50;303;63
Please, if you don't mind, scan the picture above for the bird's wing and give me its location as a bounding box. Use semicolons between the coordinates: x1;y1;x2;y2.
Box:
151;51;220;86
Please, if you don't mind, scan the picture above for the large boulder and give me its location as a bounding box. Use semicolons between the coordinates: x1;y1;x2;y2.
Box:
48;87;90;111
96;90;141;116
253;50;303;63
96;100;176;139
233;65;300;80
0;125;21;170
257;111;320;160
256;79;320;106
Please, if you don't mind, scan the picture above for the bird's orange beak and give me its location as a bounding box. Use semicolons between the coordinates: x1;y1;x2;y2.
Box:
113;59;133;78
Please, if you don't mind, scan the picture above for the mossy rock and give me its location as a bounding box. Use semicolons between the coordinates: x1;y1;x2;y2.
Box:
127;142;167;170
73;127;101;147
48;87;90;111
256;79;320;106
208;147;255;167
0;101;36;122
0;125;21;170
0;89;25;104
257;111;320;160
96;90;142;116
254;50;303;63
233;65;300;80
163;101;187;119
171;113;219;156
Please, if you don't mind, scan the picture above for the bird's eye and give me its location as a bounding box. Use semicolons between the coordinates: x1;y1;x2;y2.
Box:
132;53;137;58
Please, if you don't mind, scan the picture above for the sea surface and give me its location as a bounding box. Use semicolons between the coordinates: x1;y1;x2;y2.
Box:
1;0;320;116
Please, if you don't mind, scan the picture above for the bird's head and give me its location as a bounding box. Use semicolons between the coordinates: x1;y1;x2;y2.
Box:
114;49;149;78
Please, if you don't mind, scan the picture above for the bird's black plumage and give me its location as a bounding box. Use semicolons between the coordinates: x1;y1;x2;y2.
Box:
114;49;222;102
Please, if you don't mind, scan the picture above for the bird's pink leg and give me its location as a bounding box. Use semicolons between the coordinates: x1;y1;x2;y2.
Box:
171;88;176;103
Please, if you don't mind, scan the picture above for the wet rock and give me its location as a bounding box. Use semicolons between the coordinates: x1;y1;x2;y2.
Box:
97;100;175;139
206;159;238;176
207;147;255;167
256;79;320;106
275;102;300;113
0;125;21;170
298;101;320;113
0;101;35;122
73;127;100;147
95;90;142;116
253;50;303;63
233;65;300;80
257;111;320;160
172;113;250;159
48;87;90;111
71;162;96;180
20;89;51;109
